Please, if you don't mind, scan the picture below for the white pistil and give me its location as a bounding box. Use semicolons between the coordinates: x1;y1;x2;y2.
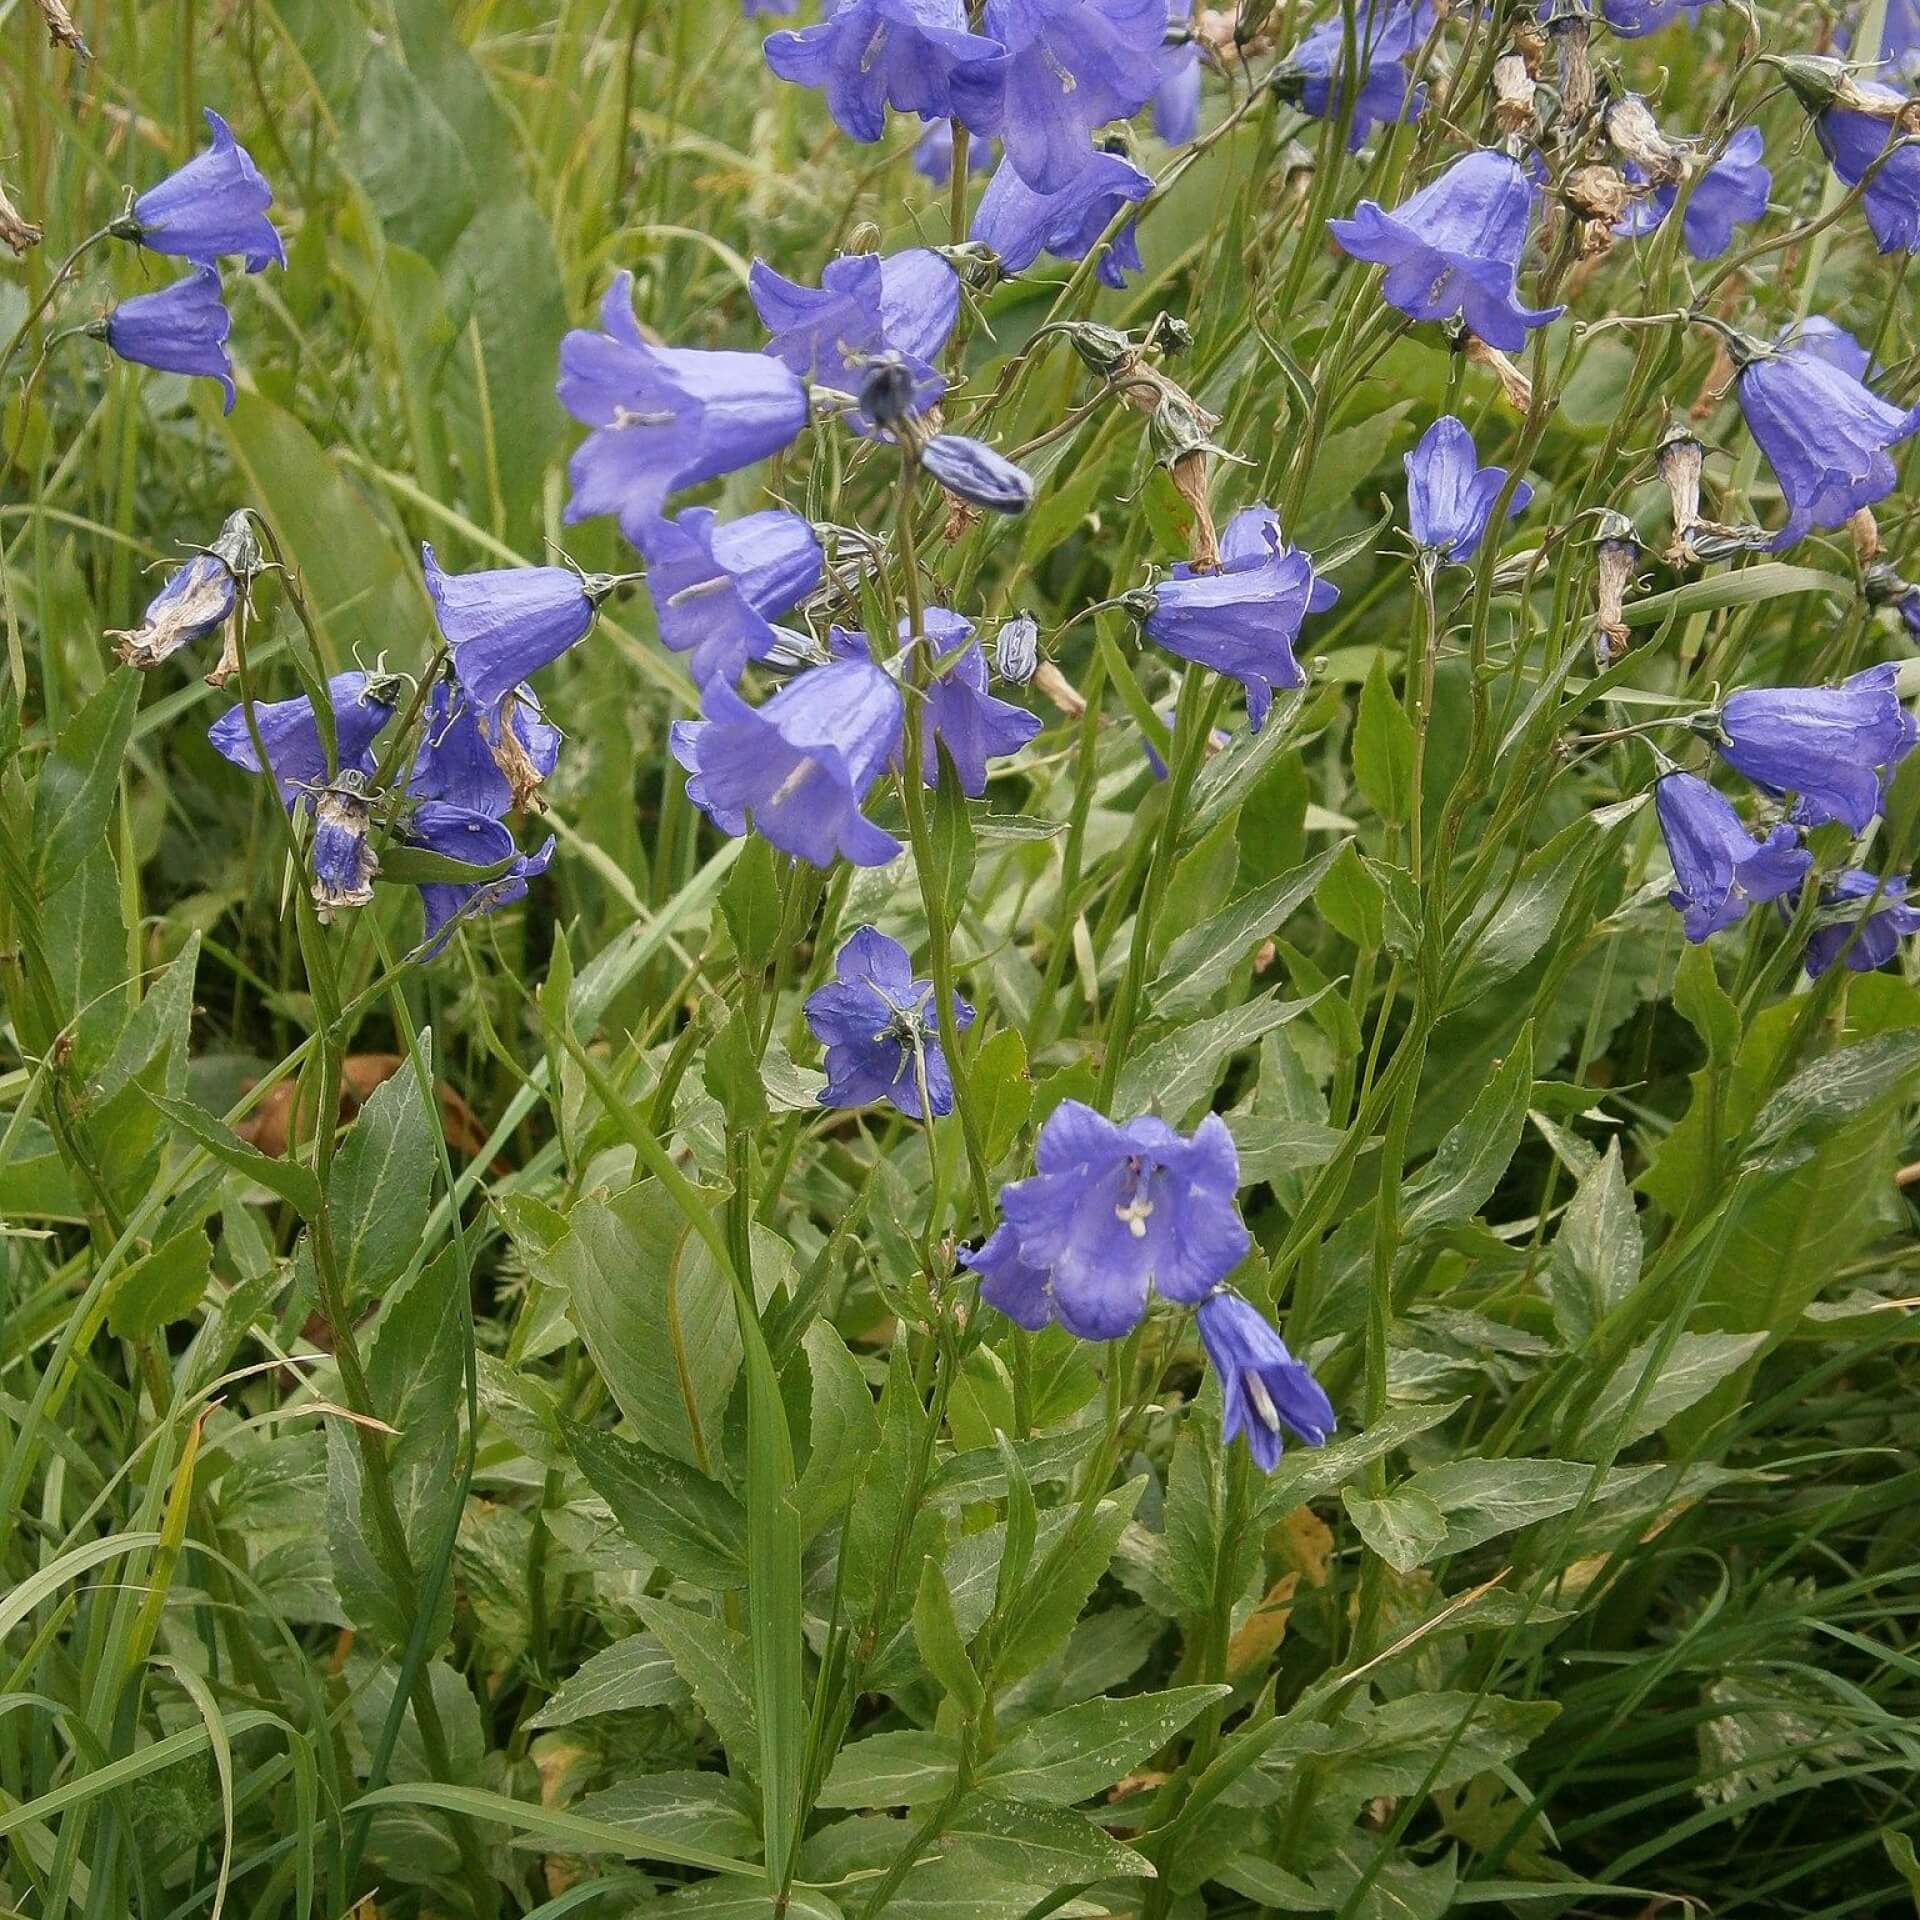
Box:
1245;1371;1282;1434
770;756;818;806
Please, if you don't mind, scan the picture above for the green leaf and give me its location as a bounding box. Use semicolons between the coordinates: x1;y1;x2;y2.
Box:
818;1730;961;1809
1316;841;1384;948
107;1224;212;1342
992;1478;1143;1685
526;1632;688;1729
975;1685;1229;1806
1341;1484;1451;1574
1256;1400;1464;1521
635;1597;757;1764
375;841;516;887
927;743;977;925
565;1772;762;1864
1149;844;1345;1015
721;836;783;973
327;1035;438;1306
703;1003;771;1133
1402;1458;1659;1555
1621;562;1845;628
1547;1139;1642;1348
912;1553;984;1712
1352;652;1414;824
1114;988;1331;1123
145;1091;322;1218
1673;940;1740;1067
947;1796;1155;1883
1401;1025;1533;1238
970;1026;1032;1166
564;1420;748;1589
793;1319;881;1537
1744;1032;1920;1172
31;670;140;898
1571;1331;1767;1451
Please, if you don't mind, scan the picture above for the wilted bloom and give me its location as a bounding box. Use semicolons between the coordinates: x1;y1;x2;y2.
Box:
803;925;974;1117
309;774;378;920
558;272;810;537
1733;320;1920;550
425;543;615;724
401;801;556;958
980;1102;1250;1339
1591;509;1642;666
1274;0;1433;152
94;267;235;413
750;249;958;430
636;508;824;688
1544;0;1594;121
208;670;397;810
971;146;1152;287
1405;415;1532;564
1196;1291;1335;1469
764;0;1008;145
1330;149;1563;351
35;0;90;53
995;612;1040;683
1801;868;1920;976
1154;39;1203;144
671;658;904;867
1603;92;1688;184
834;609;1042;794
979;0;1168;193
1654;770;1810;942
0;178;40;255
1615;126;1769;257
912;117;995;182
1813;82;1920;254
920;431;1036;512
121;109;284;273
410;679;562;819
107;510;258;671
1707;664;1917;832
1138;506;1336;730
1492;51;1537;138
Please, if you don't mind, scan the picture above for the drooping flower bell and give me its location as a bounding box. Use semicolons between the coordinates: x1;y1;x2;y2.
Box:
831;608;1042;795
1405;414;1532;564
118;108;285;273
969;1100;1251;1340
979;0;1169;193
1614;125;1770;258
309;773;379;921
750;249;960;433
803;925;974;1118
208;670;398;811
636;508;824;689
1196;1291;1336;1469
1704;664;1917;832
971;146;1153;288
107;509;259;673
1653;769;1811;942
764;0;1009;145
1800;868;1920;977
401;801;557;958
1810;80;1920;254
670;658;905;867
557;272;810;538
1273;0;1434;152
410;678;562;819
93;267;236;413
1135;506;1336;731
1731;319;1920;551
1330;148;1564;351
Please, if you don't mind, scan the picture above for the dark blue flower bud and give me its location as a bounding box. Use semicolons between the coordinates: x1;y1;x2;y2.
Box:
919;432;1035;513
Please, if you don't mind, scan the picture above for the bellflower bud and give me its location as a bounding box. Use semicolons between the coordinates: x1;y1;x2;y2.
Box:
994;613;1040;684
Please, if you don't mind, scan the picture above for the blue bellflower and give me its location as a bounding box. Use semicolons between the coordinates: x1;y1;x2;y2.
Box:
1196;1292;1336;1469
1331;148;1564;352
912;117;995;182
764;0;1009;145
831;609;1042;795
1278;0;1433;152
1405;414;1532;563
1139;506;1337;731
97;267;235;413
1711;664;1917;832
1814;84;1920;254
636;508;824;688
1153;41;1202;145
1615;126;1770;258
803;925;974;1117
971;146;1152;287
1596;0;1714;32
1735;321;1920;550
410;679;562;819
310;777;378;920
1802;868;1920;977
208;671;397;810
1654;770;1810;942
975;1102;1250;1339
750;249;959;431
558;273;810;538
671;657;905;867
402;801;556;957
124;108;284;273
980;0;1168;193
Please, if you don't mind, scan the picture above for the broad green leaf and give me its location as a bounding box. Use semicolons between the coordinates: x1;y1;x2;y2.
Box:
107;1223;212;1342
1149;843;1345;1015
328;1037;438;1306
562;1772;762;1864
818;1730;961;1809
146;1091;322;1218
1403;1458;1660;1556
971;1026;1032;1166
1352;652;1414;825
976;1685;1229;1806
913;1553;984;1713
31;669;140;897
947;1795;1155;1883
721;836;783;974
1547;1140;1642;1348
1401;1026;1533;1238
527;1633;689;1729
703;1003;771;1133
1341;1484;1451;1574
564;1419;747;1589
635;1597;757;1764
1571;1331;1768;1452
1114;988;1331;1122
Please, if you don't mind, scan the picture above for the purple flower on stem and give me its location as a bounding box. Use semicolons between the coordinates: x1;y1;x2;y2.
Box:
1196;1291;1335;1469
670;657;905;867
1653;769;1811;942
208;670;397;810
980;0;1168;193
557;273;810;537
636;508;824;688
1597;0;1713;31
912;117;995;182
764;0;1009;145
1734;321;1920;550
1801;868;1920;976
1139;506;1336;731
1405;414;1532;563
410;679;562;819
983;1101;1250;1339
1330;148;1564;352
803;925;974;1117
1615;126;1770;258
1277;0;1433;152
750;249;959;430
97;266;235;413
1710;663;1917;832
1814;83;1920;254
971;146;1152;287
402;801;556;958
124;108;284;272
832;608;1042;794
919;431;1036;512
1153;40;1202;144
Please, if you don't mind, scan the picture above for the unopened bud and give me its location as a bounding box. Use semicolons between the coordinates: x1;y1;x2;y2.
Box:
994;613;1040;684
